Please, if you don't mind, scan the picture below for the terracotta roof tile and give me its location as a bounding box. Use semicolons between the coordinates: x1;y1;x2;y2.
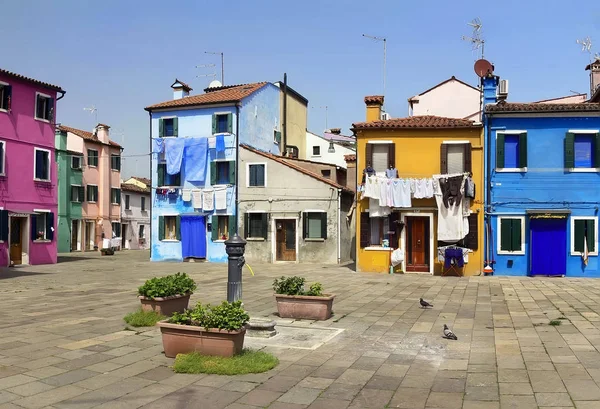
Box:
146;82;268;110
364;95;384;105
0;68;64;92
121;183;150;193
344;154;357;162
171;78;193;91
241;144;352;193
352;115;480;130
486;101;600;113
131;177;151;186
57;125;122;148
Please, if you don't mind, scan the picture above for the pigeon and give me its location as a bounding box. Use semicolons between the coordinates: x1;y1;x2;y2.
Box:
443;324;458;340
420;298;433;308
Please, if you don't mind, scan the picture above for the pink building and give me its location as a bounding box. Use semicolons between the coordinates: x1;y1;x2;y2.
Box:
0;69;65;266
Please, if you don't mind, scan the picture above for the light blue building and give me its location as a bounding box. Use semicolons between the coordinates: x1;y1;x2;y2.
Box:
483;74;600;276
145;80;282;262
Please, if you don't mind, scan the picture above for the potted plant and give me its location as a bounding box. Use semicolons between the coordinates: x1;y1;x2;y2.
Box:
158;301;249;358
138;273;197;316
273;276;335;320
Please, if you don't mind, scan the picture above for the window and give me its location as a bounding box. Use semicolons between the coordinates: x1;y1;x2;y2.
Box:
303;212;327;240
366;143;395;173
572;217;597;255
0;83;11;111
210;161;234;185
285;145;299;158
321;169;331;179
71;185;84;203
248;164;265;187
111;188;121;205
440;143;472;174
211;215;234;241
87;185;98;202
359;212;402;248
159;215;180;241
157;163;181;186
0;141;5;175
274;130;282;144
32;212;54;241
141;197;146;211
439;213;479;250
565;132;600;170
212;113;232;134
111;222;121;238
497;132;527;170
498;217;525;254
125;195;130;210
71;155;82;170
34;148;50;181
244;213;268;239
312;146;321;156
110;154;121;171
35;93;54;121
87;149;98;167
159;117;178;137
138;225;145;239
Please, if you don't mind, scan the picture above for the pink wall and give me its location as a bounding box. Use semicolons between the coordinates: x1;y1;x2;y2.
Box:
0;72;61;265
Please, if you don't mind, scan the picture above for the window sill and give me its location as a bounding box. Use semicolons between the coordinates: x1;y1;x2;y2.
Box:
246;237;265;242
364;247;393;251
305;238;325;242
88;165;97;168
88;201;97;204
34;179;51;183
247;185;266;188
34;117;50;123
213;240;227;243
111;169;120;172
497;250;525;256
212;132;231;136
571;252;599;257
161;239;180;242
70;201;82;204
496;168;527;173
0;108;8;114
33;239;51;243
568;168;600;173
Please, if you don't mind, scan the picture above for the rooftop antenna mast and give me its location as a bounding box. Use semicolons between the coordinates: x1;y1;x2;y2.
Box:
461;18;485;60
205;51;224;85
362;34;387;101
576;36;594;97
195;64;217;83
83;105;98;124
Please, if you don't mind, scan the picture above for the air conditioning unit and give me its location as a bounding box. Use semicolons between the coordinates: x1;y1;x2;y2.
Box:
498;79;509;97
380;112;391;120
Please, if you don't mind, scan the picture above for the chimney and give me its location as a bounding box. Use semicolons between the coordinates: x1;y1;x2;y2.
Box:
364;96;384;122
482;74;499;108
95;124;110;144
171;79;192;100
329;128;341;135
586;58;600;99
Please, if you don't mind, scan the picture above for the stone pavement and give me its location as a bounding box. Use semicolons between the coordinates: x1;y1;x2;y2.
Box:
2;252;600;408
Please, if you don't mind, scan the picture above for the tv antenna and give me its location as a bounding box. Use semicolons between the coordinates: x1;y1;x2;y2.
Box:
576;37;597;97
311;105;329;131
362;34;387;99
205;51;224;85
461;18;485;59
195;64;217;82
83;105;98;123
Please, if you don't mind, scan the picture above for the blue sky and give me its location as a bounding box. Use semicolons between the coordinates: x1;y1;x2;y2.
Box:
2;0;598;178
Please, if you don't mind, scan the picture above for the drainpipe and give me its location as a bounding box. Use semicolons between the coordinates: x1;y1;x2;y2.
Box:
235;103;241;233
337;189;341;264
283;73;287;153
56;90;66;101
148;111;152;260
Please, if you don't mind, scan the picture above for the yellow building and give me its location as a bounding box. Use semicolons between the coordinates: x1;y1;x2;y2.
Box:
352;96;484;276
277;81;308;158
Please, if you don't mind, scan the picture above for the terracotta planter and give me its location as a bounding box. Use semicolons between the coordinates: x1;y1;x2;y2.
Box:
275;294;335;320
157;321;245;358
139;294;191;316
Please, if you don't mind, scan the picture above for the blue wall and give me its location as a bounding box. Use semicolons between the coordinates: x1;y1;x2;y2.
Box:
239;83;281;154
486;114;600;276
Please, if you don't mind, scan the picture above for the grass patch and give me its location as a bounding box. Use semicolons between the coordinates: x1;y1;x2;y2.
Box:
123;309;165;327
173;349;279;375
549;320;562;326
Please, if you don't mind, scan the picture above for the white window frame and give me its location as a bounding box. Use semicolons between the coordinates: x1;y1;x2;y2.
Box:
312;145;321;157
399;212;435;274
124;194;131;210
0;140;5;176
33;212;49;242
302;209;326;242
87;149;98;168
497;216;526;255
71;155;82;170
161;116;177;138
495;130;528;173
570;216;598;256
33;147;51;182
246;162;267;187
567;130;600;173
110;187;120;205
34;92;52;123
87;184;98;203
270;216;299;263
214;111;232;135
70;184;83;203
0;81;9;113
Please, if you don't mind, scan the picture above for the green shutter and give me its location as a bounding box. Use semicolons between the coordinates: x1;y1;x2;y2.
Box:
212;114;217;135
587;220;596;253
175;215;181;240
500;219;512;251
321;213;327;240
303;213;308;239
228;215;236;238
496;133;505;169
244;213;249;238
261;213;268;239
210;162;217;185
565;132;575;169
274;130;282;144
211;216;218;241
158;216;165;240
519;132;528;168
158;118;164;138
117;189;121;204
173;172;181;186
595;133;600;168
511;219;522;252
228;161;235;185
157;164;165;186
227;113;233;134
173;117;178;137
574;219;585;252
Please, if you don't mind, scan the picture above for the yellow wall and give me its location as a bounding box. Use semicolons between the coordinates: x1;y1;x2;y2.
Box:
355;127;484;276
280;92;307;156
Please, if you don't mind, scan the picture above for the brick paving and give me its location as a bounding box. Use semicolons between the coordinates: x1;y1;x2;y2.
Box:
2;252;600;407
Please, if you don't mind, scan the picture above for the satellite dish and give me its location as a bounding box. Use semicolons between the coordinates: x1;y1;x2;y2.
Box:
474;59;493;78
208;80;223;88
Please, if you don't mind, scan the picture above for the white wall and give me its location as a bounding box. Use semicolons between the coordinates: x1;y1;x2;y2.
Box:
66;132;84;153
410;79;481;119
304;131;355;169
121;190;150;250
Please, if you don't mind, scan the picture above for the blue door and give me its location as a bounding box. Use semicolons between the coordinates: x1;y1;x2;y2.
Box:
530;218;567;276
180;216;207;259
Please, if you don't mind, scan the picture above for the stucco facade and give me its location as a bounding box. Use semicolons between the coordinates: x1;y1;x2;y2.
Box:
121;179;150;250
304;131;356;169
0;69;64;266
276;82;308;158
408;76;481;121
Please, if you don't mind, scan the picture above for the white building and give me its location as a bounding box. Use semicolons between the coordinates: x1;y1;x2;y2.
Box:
121;177;150;250
304;130;356;169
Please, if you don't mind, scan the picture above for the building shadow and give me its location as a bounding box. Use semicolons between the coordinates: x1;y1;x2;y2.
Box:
0;269;48;279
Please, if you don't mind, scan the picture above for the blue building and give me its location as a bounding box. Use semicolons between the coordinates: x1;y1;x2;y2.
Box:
144;80;282;262
483;74;600;276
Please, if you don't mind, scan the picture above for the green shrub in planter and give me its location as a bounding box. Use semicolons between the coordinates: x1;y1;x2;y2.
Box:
138;273;197;299
169;300;249;331
272;276;324;296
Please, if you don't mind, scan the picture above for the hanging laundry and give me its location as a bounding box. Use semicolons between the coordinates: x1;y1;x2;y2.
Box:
363;175;379;199
464;176;476;199
216;135;226;153
386;179;394;207
208;137;216;149
391;179;412;208
152;138;165;154
214;187;227;210
385;167;398;179
412;179;428;199
203;188;214;211
369;198;391;217
378;177;388;206
164;138;185;175
424;178;434;198
433;175;469;241
191;189;202;209
440;175;464;208
184;137;208;182
182;189;192;202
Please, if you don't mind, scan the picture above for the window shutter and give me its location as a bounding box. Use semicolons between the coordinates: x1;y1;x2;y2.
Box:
0;210;8;241
4;86;12;110
511;219;522;252
464;213;478;250
173;117;178;137
587;220;596;253
321;213;327;239
366;143;373;167
261;213;268;239
46;213;54;241
87;186;91;201
157;164;165;186
158;216;165;240
158;118;164;138
172;172;181;186
228;215;236;238
35;150;43;179
274;130;282;144
496;133;505;169
244;213;249;238
519;133;528;168
249;165;256;186
212;114;218;135
360;212;370;248
228;161;235;185
303;213;308;239
565;132;575;169
47;98;54;122
440;144;448;174
31;215;37;241
500;219;512;251
594;133;600;168
117;189;121;204
79;186;84;202
227;113;233;134
574;219;585;252
176;215;181;240
210;162;217;185
125;195;130;209
463;143;472;173
211;216;218;241
388;143;396;169
141;197;146;211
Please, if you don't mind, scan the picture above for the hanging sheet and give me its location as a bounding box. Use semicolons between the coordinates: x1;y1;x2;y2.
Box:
164;138;185;175
184;137;208;182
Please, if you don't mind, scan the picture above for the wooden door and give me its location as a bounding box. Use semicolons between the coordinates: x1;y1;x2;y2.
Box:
10;218;22;265
276;219;296;261
406;216;430;272
71;220;78;251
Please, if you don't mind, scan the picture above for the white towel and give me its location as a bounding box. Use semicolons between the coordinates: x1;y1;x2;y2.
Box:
203;188;214;211
191;189;202;209
208;137;216;149
215;187;227;210
182;189;192;202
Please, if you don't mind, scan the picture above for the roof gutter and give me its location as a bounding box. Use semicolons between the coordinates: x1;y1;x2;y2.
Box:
56;90;66;101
